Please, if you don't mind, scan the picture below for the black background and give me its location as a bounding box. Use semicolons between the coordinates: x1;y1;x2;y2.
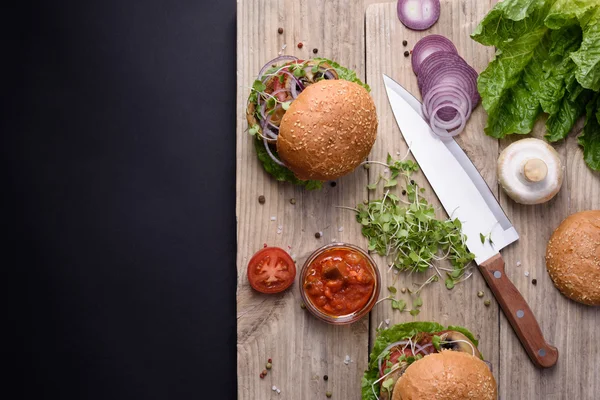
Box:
3;1;237;398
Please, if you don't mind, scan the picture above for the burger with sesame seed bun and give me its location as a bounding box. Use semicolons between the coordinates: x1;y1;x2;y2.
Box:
246;56;377;189
362;322;497;400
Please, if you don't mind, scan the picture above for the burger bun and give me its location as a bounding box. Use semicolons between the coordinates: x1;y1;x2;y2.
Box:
392;351;497;400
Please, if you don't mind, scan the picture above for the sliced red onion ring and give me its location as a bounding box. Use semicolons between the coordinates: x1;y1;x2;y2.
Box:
419;53;480;108
257;55;298;79
397;0;441;31
418;52;470;89
412;35;458;75
429;102;467;139
263;137;286;166
414;343;429;355
423;83;472;123
323;70;336;80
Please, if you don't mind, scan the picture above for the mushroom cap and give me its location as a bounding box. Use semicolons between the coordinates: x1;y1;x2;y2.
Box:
497;138;563;205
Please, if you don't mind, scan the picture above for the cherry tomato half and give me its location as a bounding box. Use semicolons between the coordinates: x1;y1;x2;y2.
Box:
247;247;296;294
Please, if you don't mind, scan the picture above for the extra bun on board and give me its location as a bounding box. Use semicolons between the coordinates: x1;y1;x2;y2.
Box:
545;210;600;306
276;79;377;181
392;351;497;400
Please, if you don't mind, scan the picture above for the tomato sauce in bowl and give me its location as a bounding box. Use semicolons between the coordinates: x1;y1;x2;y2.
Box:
300;243;380;324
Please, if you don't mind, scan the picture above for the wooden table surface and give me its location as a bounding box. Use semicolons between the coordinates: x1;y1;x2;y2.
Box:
236;1;600;399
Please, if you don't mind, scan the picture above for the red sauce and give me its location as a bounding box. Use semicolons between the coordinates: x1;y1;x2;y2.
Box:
303;248;375;316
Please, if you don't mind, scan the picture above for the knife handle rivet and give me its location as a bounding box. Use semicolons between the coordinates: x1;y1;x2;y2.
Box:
493;271;502;279
516;310;525;318
538;349;546;357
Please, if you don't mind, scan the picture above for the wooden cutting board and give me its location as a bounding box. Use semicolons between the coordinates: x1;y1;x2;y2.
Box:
236;1;600;399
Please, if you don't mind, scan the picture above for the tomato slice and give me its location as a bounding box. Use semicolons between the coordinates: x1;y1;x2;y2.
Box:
247;247;296;294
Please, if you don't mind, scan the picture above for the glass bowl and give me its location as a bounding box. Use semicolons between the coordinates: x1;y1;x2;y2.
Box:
299;243;381;325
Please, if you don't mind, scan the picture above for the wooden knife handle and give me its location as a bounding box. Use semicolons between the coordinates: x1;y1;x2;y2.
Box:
479;254;558;368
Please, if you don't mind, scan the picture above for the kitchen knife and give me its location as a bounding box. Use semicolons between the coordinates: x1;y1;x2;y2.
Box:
383;74;558;368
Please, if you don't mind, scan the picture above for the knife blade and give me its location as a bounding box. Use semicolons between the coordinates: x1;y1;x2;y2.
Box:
383;74;558;368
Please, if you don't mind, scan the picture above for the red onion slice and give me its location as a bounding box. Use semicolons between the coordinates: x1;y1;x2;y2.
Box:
430;103;467;139
263;137;286;166
423;83;472;123
411;35;458;75
257;55;298;80
397;0;441;31
418;52;480;108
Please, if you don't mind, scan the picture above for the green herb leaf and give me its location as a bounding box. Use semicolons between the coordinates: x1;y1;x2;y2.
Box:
281;101;291;111
413;297;423;307
252;80;266;93
432;335;441;351
382;378;395;393
388;286;397;294
445;278;455;290
248;124;260;136
384;179;397;188
480;233;486;244
409;309;420;317
392;299;406;312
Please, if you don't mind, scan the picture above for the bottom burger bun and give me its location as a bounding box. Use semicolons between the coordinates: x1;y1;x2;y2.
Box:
392;351;497;400
545;210;600;306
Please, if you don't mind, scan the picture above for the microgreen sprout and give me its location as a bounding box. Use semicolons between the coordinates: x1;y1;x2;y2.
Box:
346;155;475;286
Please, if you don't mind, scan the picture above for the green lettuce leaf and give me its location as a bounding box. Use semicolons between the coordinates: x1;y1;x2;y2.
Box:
570;7;600;91
473;0;600;171
472;0;552;114
578;94;600;170
361;322;479;400
545;0;597;29
253;139;323;190
546;85;593;141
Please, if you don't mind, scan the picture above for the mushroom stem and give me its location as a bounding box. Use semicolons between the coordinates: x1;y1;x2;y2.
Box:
522;158;548;182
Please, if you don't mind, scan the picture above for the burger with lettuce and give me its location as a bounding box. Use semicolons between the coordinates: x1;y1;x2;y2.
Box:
246;56;378;189
362;322;497;400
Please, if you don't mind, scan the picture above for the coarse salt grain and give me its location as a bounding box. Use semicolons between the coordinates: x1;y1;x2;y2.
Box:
272;386;277;391
332;238;337;242
338;226;344;232
525;271;530;277
276;389;281;394
385;319;390;325
270;216;277;221
516;261;522;267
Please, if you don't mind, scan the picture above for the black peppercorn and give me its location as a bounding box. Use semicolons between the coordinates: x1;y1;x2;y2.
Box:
315;232;322;239
402;40;408;46
404;50;410;57
330;181;337;187
313;48;318;54
258;195;266;204
532;279;537;285
323;375;328;381
278;27;283;34
402;190;407;195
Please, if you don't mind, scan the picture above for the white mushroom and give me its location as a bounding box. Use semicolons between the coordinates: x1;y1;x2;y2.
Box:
497;138;563;205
